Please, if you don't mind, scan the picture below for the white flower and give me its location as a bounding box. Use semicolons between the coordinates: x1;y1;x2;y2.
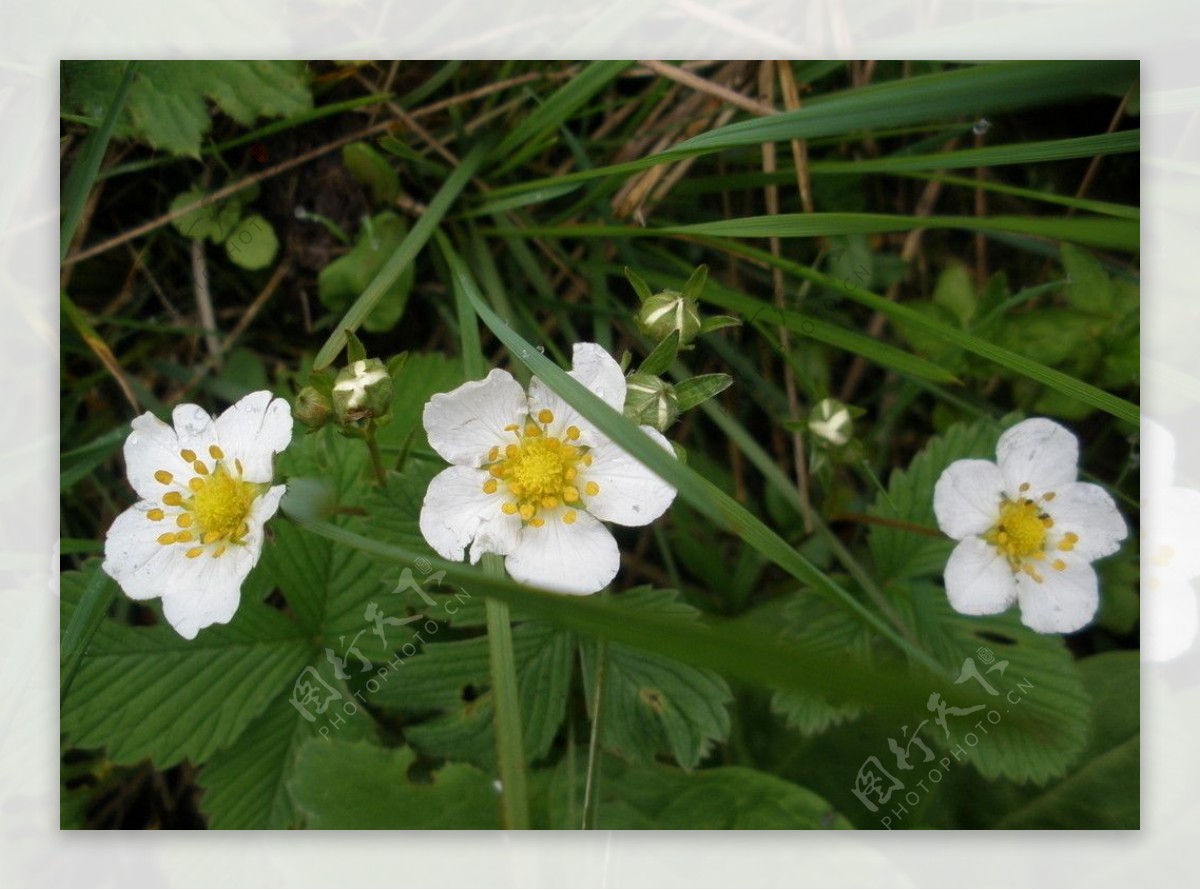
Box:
809;398;853;447
1141;418;1200;661
933;417;1127;634
419;343;677;595
102;391;293;639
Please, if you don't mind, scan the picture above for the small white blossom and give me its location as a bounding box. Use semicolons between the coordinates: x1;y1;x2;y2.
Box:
808;398;853;447
933;417;1127;634
419;343;677;595
102;391;293;639
1141;419;1200;660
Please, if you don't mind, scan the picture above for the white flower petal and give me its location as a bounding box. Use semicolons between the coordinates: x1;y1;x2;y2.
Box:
943;537;1017;616
583;425;677;527
527;342;627;446
172;401;219;454
123;412;192;500
423;369;528;466
933;459;1005;539
1015;552;1099;634
1142;571;1199;662
506;509;619;595
995;417;1079;496
419;465;520;563
1046;481;1127;561
160;545;258;639
213;391;293;482
102;502;181;600
568;342;627;412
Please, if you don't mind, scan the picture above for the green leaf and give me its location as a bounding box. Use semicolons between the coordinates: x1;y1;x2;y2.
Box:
580;589;732;768
318;212;414;332
59;567;311;767
1061;243;1116;316
545;755;852;829
699;315;741;335
169;188;243;243
675;373;733;412
624;266;654;303
224;214;279;270
63;61;312;158
288;740;502;828
370;621;574;767
771;594;871;735
933;262;976;327
341;142;400;205
911;592;1091;785
869;418;1002;581
993;651;1138;827
638;330;680;377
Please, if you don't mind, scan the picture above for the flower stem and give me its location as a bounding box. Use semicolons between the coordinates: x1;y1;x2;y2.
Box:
363;423;387;486
482;555;530;829
581;638;607;830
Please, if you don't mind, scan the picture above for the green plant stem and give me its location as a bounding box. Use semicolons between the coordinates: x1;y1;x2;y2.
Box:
483;555;530;830
363;423;387;485
581;638;607;830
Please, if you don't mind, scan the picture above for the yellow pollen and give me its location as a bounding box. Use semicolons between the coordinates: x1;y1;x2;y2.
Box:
162;492;183;507
209;445;224;460
236;522;249;539
180;449;197;462
502;503;518;515
563;485;580;503
566;426;581;441
185;547;204;559
563;510;577;525
1019;482;1030;492
235;458;243;475
188;478;205;492
146;509;165;521
1058;532;1079;552
988;498;1046;559
519;503;536;521
212;545;226;558
504;423;520;432
483;479;499;495
529;518;545;528
585;481;600;497
1042;517;1054;528
565;467;578;481
1043;491;1056;501
202;530;223;545
154;470;173;485
489;465;506;478
537;409;555;424
488;446;500;462
524;424;541;438
176;514;193;528
542;496;558;509
505;444;519;460
175;531;194;543
194;460;210;475
178;463;260;546
157;532;177;545
583;454;593;466
490;425;593;524
1052;559;1067;571
1022;564;1044;584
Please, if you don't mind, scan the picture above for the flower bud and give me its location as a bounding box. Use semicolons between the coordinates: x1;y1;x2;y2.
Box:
293;386;333;430
624;372;679;432
808;398;853;447
332;358;393;423
635;289;702;346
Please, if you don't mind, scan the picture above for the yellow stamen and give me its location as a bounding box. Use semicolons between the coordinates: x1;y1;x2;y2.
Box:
537;409;554;424
566;426;580;441
585;481;600;497
524;424;541;438
1053;559;1067;571
519;503;536;521
541;496;558;509
483;479;499;494
146;509;165;522
162;492;184;507
188;478;205;492
563;485;580;503
180;449;197;462
176;531;194;543
157;532;177;545
202;530;223;545
529;518;545;528
185;547;204;559
193;460;210;475
488;446;500;462
209;445;224;460
502;502;518;515
563;510;577;525
504;423;520;432
154;470;173;485
176;514;193;528
212;545;226;558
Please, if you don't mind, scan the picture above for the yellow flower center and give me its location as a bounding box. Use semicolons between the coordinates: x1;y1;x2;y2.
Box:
481;409;598;528
984;483;1079;583
148;445;264;559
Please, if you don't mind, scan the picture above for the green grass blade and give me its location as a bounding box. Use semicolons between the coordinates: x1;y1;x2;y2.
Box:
313;141;491;369
493;61;632;160
60;567;117;703
61;61;138;260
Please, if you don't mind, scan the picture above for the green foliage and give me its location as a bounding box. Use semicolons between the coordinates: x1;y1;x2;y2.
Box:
342;142;401;205
318;212;415;332
289;740;502;829
61;61;312;157
580;589;733;768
